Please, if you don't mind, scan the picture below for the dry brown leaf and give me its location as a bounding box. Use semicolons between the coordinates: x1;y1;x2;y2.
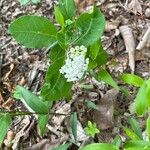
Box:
136;27;150;50
2;98;14;110
28;139;51;150
4;130;15;148
92;89;119;130
3;63;14;81
128;0;142;15
119;25;136;73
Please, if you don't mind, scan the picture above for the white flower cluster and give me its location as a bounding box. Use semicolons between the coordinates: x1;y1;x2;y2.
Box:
60;45;89;82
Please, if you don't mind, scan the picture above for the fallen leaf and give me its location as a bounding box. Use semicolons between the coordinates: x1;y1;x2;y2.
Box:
92;89;119;130
119;25;136;73
128;0;142;15
136;27;150;50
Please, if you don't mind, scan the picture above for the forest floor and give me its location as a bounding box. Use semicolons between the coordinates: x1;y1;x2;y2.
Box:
0;0;150;149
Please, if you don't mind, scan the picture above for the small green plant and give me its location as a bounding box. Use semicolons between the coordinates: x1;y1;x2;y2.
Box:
85;121;100;138
121;73;150;116
0;0;129;148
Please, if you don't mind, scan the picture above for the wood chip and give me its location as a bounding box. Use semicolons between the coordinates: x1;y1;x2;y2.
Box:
119;25;136;73
136;27;150;50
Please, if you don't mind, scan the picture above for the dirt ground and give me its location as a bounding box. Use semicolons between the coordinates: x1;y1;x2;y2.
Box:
0;0;150;149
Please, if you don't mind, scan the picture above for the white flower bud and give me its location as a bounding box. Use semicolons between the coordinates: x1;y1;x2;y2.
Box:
60;45;89;82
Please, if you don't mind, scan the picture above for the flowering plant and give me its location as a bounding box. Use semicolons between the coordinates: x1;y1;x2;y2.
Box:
0;0;112;146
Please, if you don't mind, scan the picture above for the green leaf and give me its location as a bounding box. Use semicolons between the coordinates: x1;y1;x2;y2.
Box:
94;48;108;66
0;114;12;147
129;118;143;140
19;0;30;5
75;6;105;47
38;101;52;136
38;114;49;136
124;140;150;149
97;69;119;90
146;78;150;108
88;41;108;69
147;117;150;141
86;100;98;110
89;41;100;60
85;121;100;138
54;6;65;27
32;0;40;4
80;143;119;150
121;74;144;87
9;15;57;48
57;30;69;49
14;85;49;114
112;135;122;148
52;143;71;150
58;0;76;20
41;45;72;101
125;147;150;150
124;127;141;141
70;112;77;142
135;81;147;116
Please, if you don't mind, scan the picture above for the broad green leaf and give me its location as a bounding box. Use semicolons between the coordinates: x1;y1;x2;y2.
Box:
14;85;49;114
38;114;49;136
41;45;72;101
58;0;76;20
121;74;144;87
124;127;141;141
129;118;143;140
94;48;108;66
70;112;77;142
135;81;147;116
75;6;105;47
9;15;57;48
19;0;30;5
147;117;150;141
54;6;65;27
85;121;100;138
80;143;119;150
97;69;119;90
112;135;122;148
52;143;71;150
0;114;12;147
125;147;150;150
38;101;52;136
89;41;100;60
146;78;150;108
124;140;150;148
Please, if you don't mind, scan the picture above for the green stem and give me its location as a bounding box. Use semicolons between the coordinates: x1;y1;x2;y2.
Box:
0;110;69;116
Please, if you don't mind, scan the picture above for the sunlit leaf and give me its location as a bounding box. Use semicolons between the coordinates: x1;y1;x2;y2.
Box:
0;114;12;147
75;6;105;47
121;73;144;87
129;118;143;140
147;117;150;141
9;15;57;48
124;127;141;141
135;82;147;116
80;143;119;150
